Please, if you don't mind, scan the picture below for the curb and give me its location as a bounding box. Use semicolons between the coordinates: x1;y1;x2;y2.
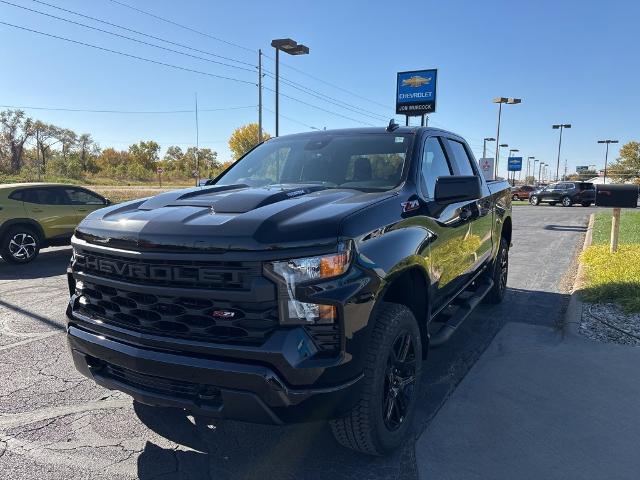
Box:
564;213;595;338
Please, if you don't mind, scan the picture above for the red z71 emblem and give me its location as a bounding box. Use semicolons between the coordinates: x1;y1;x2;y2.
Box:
401;199;420;213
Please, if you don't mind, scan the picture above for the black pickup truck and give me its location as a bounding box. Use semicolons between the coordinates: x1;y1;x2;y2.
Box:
66;125;512;455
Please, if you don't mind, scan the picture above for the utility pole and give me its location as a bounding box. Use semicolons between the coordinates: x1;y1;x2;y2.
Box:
258;49;263;143
195;92;199;187
598;139;619;185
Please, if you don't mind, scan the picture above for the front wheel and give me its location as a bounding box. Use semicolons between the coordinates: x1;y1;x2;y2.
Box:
1;226;41;264
530;195;540;205
561;196;573;207
330;303;422;456
512;194;519;201
484;237;509;304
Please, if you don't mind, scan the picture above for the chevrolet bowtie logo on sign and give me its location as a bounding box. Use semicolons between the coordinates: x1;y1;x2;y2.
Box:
396;69;438;116
402;75;431;88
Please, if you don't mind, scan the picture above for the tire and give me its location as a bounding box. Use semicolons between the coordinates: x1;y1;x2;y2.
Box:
581;202;591;207
561;196;572;207
484;237;509;304
330;303;422;456
530;195;540;205
512;194;519;201
1;226;41;264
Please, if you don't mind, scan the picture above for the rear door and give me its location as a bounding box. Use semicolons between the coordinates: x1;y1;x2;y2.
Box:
444;137;494;269
22;187;76;240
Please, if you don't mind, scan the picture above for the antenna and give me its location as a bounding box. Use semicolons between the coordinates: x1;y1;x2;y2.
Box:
387;118;400;132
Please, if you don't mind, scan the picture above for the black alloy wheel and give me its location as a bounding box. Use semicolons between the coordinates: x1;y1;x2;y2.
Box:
383;331;417;431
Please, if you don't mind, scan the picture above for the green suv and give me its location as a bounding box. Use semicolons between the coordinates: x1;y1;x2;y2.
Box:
0;183;109;264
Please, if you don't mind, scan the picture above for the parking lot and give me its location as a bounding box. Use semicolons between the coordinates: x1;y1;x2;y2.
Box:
0;205;597;480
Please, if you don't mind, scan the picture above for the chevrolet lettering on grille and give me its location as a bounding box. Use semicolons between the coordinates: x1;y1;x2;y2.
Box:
74;254;235;284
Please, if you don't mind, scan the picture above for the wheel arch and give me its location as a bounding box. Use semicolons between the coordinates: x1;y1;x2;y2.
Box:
501;215;512;246
0;219;46;243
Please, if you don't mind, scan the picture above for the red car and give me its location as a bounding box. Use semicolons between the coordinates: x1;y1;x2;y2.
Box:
510;185;536;200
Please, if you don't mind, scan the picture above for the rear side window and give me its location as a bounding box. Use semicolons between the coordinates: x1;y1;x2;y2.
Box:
446;139;476;176
65;188;105;205
8;190;23;201
22;188;66;205
420;137;452;197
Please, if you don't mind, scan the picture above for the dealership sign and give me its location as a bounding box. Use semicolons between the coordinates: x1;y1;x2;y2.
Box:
576;165;590;173
507;157;523;172
396;69;437;115
479;157;494;180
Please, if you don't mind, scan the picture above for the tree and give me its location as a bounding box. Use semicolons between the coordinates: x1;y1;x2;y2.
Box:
608;141;640;182
33;121;60;171
228;123;270;160
129;141;160;170
57;128;77;160
78;133;96;171
0;109;35;173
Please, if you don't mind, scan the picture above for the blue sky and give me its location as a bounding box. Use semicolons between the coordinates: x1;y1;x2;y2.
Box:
1;0;638;179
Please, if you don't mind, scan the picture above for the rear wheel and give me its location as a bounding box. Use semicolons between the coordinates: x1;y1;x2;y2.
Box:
512;194;519;201
1;226;41;264
484;237;509;304
530;195;540;205
561;196;573;207
330;303;421;456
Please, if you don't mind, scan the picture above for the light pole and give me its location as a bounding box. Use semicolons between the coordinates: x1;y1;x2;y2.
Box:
597;139;619;185
538;162;546;184
271;38;309;137
552;124;571;181
492;97;521;178
527;156;535;184
498;143;508;179
533;159;539;184
507;149;519;185
483;137;495;158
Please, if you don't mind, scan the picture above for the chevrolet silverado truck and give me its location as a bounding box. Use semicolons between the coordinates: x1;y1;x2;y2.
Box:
66;124;512;455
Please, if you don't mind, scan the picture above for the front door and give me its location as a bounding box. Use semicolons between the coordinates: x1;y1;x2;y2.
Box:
22;187;77;240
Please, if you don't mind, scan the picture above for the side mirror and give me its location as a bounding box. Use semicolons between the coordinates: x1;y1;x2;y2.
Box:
104;198;112;206
434;175;481;204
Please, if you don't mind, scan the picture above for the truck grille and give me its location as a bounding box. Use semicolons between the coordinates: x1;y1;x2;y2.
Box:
72;250;260;291
77;281;278;345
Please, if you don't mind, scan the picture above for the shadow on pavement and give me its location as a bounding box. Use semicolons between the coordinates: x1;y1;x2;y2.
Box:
131;287;571;479
0;247;71;280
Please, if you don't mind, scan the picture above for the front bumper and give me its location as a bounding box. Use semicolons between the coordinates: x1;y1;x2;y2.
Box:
68;323;363;424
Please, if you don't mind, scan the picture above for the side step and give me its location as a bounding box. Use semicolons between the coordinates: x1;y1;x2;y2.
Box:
429;279;494;348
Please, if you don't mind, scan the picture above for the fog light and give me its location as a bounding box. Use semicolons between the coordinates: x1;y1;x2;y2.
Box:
287;301;336;324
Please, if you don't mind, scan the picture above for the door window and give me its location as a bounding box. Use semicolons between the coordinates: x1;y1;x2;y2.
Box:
22;188;66;205
64;188;105;205
446;140;476;176
420;137;452;198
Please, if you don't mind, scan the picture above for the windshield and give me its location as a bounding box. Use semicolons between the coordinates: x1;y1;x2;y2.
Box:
216;134;413;191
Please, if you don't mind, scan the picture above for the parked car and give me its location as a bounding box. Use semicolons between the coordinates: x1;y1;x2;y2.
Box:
66;126;512;455
510;185;536;200
529;182;595;207
0;183;110;264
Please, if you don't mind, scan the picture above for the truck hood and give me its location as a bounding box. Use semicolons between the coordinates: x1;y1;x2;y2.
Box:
76;184;394;252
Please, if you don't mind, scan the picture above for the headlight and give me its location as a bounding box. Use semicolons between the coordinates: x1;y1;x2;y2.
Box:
268;245;352;325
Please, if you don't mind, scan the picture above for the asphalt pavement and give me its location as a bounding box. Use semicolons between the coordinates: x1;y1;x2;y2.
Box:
0;205;597;479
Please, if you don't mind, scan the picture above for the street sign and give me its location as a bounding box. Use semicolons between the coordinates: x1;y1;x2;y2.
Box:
156;167;164;174
479;157;494;180
396;69;437;116
507;157;523;172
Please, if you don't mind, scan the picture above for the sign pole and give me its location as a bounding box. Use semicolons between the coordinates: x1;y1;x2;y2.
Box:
610;207;621;253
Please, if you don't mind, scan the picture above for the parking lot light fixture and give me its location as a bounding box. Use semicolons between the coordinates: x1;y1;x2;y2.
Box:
492;97;522;178
597;139;619;185
271;38;310;137
483;137;495;158
552;124;571;181
527;157;535;183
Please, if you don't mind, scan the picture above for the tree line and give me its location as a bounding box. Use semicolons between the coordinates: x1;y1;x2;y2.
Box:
0;109;270;183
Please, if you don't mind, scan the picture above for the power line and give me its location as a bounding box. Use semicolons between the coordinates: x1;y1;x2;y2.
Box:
106;0;255;53
0;21;257;85
29;0;256;68
1;1;256;74
263;107;320;131
263;70;389;122
0;104;256;114
262;51;393;111
262;86;376;127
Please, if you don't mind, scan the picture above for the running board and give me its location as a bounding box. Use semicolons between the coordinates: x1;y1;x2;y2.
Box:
429;279;494;348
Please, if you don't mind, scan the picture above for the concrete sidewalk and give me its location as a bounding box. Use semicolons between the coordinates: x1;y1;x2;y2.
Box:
415;322;640;480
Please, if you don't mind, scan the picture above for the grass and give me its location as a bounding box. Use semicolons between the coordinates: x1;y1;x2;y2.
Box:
580;210;640;313
90;186;182;204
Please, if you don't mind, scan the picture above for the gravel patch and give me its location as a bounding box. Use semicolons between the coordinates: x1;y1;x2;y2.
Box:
580;303;640;346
